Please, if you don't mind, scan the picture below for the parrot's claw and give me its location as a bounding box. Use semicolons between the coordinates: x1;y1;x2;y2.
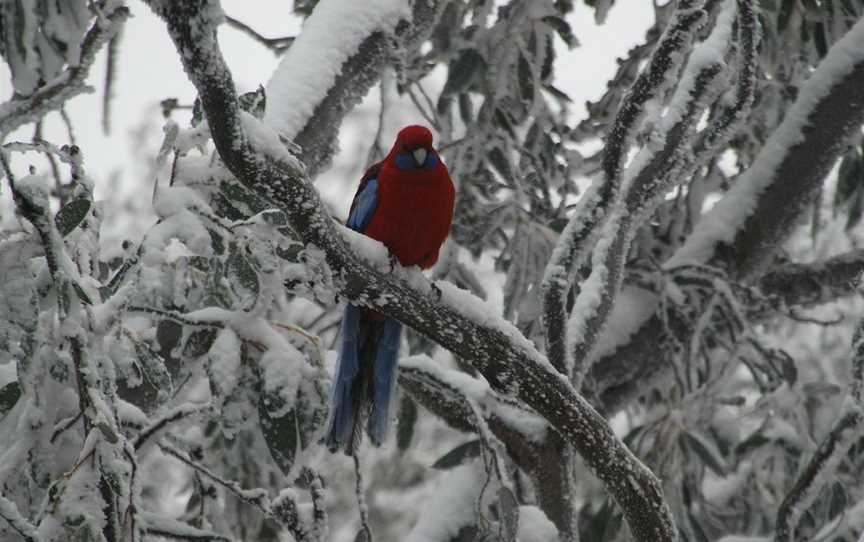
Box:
430;282;443;302
388;254;399;273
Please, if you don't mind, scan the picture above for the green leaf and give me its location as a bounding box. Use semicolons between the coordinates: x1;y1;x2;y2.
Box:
71;281;92;305
777;0;797;33
517;52;535;104
227;242;260;304
542;15;577;48
494;108;517;139
0;381;22;418
157;319;183;358
258;376;327;477
182;328;219;358
432;439;482;469
97;421;119;444
458;93;474;124
497;487;519;542
396;395;418;451
54;198;91;237
259;209;288;227
847;187;864;231
488;147;514;184
813;22;828;57
442;49;486;96
543;83;572;103
259;396;300;475
682;430;727;476
833;149;861;209
579;499;623;542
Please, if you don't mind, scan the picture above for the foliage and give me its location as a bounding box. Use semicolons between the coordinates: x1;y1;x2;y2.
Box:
2;1;864;542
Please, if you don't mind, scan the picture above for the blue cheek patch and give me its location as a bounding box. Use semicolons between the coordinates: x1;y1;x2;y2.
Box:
395;151;439;171
395;153;416;171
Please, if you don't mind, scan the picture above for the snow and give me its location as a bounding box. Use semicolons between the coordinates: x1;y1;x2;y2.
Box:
668;14;864;268
590;286;660;362
435;281;552;371
405;464;484;542
263;0;411;140
517;506;559;542
401;355;548;442
239;111;304;172
565;209;620;351
141;210;213;266
153;186;210;219
208;328;242;403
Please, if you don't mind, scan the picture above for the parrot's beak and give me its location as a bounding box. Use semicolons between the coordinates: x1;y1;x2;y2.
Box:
412;147;428;167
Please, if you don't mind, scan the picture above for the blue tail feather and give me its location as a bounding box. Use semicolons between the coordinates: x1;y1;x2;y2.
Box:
368;318;403;445
325;304;403;452
325;304;362;450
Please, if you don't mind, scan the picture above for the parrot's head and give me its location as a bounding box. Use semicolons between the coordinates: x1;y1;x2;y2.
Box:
392;125;438;171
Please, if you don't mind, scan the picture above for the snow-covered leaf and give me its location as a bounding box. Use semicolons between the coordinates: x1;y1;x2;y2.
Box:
54;198;91;237
0;381;21;419
432;439;482;470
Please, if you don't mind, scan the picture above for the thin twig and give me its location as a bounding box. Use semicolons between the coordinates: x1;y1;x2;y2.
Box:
224;15;294;54
352;453;373;541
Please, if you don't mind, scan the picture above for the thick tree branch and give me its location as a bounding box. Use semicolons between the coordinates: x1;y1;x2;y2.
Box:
147;1;677;539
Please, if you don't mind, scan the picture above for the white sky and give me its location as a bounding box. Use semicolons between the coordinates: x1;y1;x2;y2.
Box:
1;1;653;222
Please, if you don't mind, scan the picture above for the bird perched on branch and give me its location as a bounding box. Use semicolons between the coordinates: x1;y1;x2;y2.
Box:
325;125;455;453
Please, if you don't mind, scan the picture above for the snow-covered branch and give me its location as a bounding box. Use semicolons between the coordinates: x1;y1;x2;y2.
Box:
670;13;864;277
540;0;708;375
590;13;864;414
262;0;440;176
147;1;678;539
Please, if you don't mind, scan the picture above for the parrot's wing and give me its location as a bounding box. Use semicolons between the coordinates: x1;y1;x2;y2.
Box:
346;177;379;232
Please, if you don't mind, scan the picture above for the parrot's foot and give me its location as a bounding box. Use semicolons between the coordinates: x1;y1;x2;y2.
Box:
388;254;399;273
430;282;443;302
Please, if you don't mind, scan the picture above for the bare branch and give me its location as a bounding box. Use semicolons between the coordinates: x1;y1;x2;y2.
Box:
133;403;207;450
224;15;294;54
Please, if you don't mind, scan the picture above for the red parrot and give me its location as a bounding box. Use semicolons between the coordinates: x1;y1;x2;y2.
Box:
325;125;455;453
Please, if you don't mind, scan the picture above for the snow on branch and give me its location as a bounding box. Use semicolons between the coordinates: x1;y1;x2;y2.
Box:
540;0;707;375
588;13;864;414
591;247;864;415
566;3;734;386
148;1;678;539
0;6;128;140
262;0;439;176
669;12;864;277
399;355;548;443
0;493;38;542
690;0;759;162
